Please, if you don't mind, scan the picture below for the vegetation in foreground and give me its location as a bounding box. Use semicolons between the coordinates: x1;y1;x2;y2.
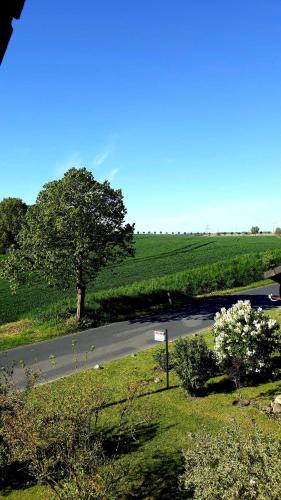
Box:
1;305;281;499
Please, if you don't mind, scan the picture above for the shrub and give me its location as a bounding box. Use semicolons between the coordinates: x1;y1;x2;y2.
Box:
153;347;173;370
262;249;281;269
173;336;215;395
180;420;281;499
0;369;151;498
213;300;281;388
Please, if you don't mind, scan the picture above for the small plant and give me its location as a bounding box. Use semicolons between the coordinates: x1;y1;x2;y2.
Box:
173;336;215;395
153;347;173;370
180;420;281;499
213;300;281;388
65;315;80;332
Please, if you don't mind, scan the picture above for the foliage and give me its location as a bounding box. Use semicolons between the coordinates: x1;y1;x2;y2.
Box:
250;226;260;234
152;346;173;370
0;198;27;253
3;328;281;499
275;227;281;236
180;420;281;499
0;368;151;499
0;168;135;320
213;300;281;388
173;336;215;395
262;249;281;269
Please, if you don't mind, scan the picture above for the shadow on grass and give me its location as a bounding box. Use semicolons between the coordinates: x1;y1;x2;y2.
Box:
204;376;235;396
127;451;186;499
105;385;180;410
103;422;161;457
255;384;281;400
0;462;34;496
126;240;215;265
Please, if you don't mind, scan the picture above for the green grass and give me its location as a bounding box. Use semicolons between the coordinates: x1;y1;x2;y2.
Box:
1;235;281;350
95;234;281;289
3;315;281;499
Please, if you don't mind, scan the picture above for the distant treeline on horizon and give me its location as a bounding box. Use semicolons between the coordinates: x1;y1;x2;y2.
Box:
135;231;274;236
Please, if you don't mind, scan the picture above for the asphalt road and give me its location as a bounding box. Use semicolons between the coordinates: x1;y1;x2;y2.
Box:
0;284;279;387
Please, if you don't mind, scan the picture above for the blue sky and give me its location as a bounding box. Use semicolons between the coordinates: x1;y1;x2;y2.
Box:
1;0;281;232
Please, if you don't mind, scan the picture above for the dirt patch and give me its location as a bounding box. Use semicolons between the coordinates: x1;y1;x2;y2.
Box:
0;320;34;337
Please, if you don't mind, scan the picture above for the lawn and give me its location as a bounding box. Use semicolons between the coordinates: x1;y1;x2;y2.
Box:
2;308;281;499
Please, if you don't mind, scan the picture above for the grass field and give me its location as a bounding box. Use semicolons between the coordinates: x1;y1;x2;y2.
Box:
95;234;281;289
1;235;281;349
2;308;281;499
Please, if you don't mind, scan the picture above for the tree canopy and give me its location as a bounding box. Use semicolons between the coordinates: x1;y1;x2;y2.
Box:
0;197;27;253
1;168;135;319
250;226;260;235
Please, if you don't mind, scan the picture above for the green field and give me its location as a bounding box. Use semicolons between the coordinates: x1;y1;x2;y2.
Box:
1;235;281;349
95;234;281;289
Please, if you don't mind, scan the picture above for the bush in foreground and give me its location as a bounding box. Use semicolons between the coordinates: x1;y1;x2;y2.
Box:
180;420;281;499
173;336;215;395
0;369;151;498
153;346;174;370
213;300;281;388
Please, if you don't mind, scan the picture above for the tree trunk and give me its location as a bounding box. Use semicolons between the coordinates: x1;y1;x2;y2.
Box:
76;283;85;321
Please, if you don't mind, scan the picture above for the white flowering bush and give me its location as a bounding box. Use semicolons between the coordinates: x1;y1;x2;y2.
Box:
213;300;280;387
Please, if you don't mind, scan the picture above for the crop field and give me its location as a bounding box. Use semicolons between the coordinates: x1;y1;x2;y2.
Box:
95;234;281;289
1;235;281;341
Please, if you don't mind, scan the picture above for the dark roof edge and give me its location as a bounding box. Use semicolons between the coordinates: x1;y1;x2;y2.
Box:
13;0;26;20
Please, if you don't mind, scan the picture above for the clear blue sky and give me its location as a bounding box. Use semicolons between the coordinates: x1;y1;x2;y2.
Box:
1;0;281;232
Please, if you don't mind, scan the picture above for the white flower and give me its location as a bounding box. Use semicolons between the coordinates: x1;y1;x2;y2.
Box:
213;299;281;373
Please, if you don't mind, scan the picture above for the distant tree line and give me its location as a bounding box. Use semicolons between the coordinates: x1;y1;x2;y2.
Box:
135;230;274;236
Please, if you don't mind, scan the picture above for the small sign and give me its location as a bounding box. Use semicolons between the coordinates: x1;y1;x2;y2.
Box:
154;330;166;342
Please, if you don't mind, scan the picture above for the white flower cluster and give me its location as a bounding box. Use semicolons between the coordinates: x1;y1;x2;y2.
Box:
213;300;280;374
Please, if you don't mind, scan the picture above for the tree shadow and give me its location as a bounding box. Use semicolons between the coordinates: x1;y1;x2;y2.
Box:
254;384;281;400
0;461;34;495
204;376;235;396
102;422;162;457
126;451;187;499
126;241;215;265
127;291;279;325
104;385;180;410
81;287;279;329
41;283;279;330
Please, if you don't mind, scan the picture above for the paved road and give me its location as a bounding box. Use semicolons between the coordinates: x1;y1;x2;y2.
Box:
0;284;279;387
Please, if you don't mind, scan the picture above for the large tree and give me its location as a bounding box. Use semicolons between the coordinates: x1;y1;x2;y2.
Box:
1;168;135;320
0;197;27;253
